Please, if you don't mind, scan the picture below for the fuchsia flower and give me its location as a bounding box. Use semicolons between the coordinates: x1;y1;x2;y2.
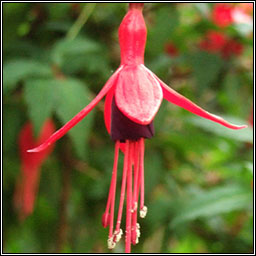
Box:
212;3;253;28
14;120;55;220
232;6;253;25
231;3;253;26
212;3;234;27
165;41;179;57
28;3;246;253
199;30;243;59
221;39;244;59
199;31;227;53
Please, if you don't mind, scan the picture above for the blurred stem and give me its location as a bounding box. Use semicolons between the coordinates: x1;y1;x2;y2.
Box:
55;139;74;253
66;3;96;40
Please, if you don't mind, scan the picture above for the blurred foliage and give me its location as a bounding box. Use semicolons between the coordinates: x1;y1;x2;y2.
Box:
3;3;253;253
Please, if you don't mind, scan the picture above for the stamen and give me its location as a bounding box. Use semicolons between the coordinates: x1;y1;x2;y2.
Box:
113;229;123;243
102;212;109;228
115;140;129;232
107;237;116;249
136;223;141;244
132;141;140;209
140;205;148;218
109;141;120;237
105;139;146;251
102;141;120;229
131;141;140;245
125;141;133;253
139;138;145;211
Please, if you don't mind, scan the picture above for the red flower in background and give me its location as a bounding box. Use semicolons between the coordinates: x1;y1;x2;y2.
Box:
221;39;244;59
199;31;227;52
200;30;243;59
28;3;246;253
165;41;179;57
237;3;253;15
232;4;253;25
212;3;253;27
14;120;55;220
212;3;234;27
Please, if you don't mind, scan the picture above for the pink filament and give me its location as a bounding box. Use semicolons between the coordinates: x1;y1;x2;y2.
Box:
103;139;146;251
139;138;145;210
115;140;129;232
102;141;120;229
131;141;140;244
109;141;120;236
125;141;133;253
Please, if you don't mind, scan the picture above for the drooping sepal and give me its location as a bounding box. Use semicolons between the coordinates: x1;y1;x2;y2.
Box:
28;67;122;153
143;66;247;130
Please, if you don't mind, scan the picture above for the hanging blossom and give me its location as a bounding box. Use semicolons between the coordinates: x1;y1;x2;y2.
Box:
14;120;55;220
199;30;243;59
212;3;234;27
199;31;227;53
165;41;179;57
212;3;253;28
28;3;247;253
221;39;244;59
231;3;253;26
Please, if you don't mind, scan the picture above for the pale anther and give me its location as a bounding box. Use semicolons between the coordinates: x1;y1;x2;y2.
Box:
140;205;148;218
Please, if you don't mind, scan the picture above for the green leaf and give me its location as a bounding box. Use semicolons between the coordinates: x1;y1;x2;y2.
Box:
46;3;71;20
24;77;94;159
188;116;253;143
188;51;223;90
24;79;56;137
43;21;72;33
3;59;52;94
145;150;164;195
147;6;179;57
3;105;24;153
61;51;109;77
170;233;207;253
193;3;210;17
235;23;253;37
147;196;173;232
3;40;45;60
54;78;94;159
52;37;101;66
171;184;252;227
